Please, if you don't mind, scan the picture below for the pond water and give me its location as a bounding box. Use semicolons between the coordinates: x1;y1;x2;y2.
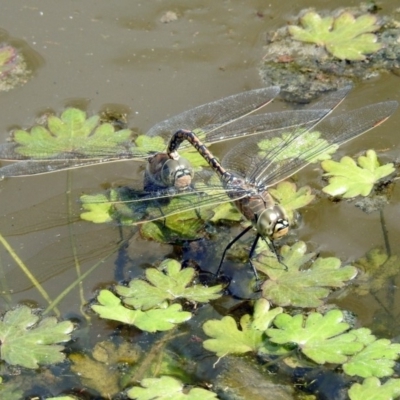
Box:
0;1;399;399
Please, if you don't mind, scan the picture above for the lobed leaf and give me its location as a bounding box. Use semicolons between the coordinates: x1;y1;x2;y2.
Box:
322;150;394;198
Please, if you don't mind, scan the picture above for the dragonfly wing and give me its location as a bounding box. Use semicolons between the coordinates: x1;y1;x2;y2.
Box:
201;85;352;146
0;140;157;177
84;178;248;226
146;87;280;142
225;101;397;188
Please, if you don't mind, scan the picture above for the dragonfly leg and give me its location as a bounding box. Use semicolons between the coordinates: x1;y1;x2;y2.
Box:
216;225;252;276
262;237;288;271
247;233;261;281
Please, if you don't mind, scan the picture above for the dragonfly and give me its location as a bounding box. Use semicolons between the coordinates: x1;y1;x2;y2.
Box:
82;91;398;277
0;86;348;191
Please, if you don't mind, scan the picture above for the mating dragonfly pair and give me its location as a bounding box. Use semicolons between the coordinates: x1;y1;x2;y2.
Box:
0;86;397;277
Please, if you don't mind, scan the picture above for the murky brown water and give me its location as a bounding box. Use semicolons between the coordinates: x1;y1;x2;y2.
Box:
0;1;399;397
0;0;399;316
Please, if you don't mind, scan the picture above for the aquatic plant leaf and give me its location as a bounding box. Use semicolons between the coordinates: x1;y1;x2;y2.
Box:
92;289;191;332
127;376;218;400
269;181;314;222
266;310;363;364
0;306;73;369
209;201;242;223
353;247;400;296
343;328;400;378
348;377;400;400
203;299;284;357
140;205;212;242
117;260;223;310
258;130;336;163
12;108;132;158
80;194;114;223
47;397;77;400
322;150;394;198
288;12;382;60
255;241;357;308
135;134;165;153
70;341;140;397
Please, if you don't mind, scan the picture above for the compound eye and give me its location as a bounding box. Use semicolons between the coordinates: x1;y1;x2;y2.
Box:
160;159;180;186
160;157;194;187
256;205;289;240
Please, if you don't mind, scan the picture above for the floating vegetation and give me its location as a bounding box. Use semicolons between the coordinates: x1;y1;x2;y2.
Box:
0;306;73;369
288;12;382;61
322;150;395;198
255;241;357;308
260;5;400;100
92;259;223;331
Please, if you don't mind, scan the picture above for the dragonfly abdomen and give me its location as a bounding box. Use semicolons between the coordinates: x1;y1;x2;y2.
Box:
168;129;230;181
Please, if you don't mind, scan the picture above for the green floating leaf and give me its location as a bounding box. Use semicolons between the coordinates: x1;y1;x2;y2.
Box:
12;107;133;158
348;377;400;400
208;201;242;223
203;299;285;357
343;328;400;378
266;309;363;364
51;398;78;400
127;376;218;400
269;181;315;222
140;205;212;242
288;11;382;60
0;306;74;369
117;259;223;310
255;241;357;308
47;397;77;400
135;134;166;154
92;289;191;332
80;193;114;223
322;150;394;198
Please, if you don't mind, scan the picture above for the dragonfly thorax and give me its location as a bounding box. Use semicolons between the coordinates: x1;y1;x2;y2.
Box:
256;204;289;240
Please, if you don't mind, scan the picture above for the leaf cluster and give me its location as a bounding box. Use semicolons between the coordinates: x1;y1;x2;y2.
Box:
322;150;394;198
12;108;133;158
203;301;400;398
254;241;357;308
288;11;382;60
92;259;223;332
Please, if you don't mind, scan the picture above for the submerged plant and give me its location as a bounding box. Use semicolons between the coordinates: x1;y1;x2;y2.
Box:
288;11;382;60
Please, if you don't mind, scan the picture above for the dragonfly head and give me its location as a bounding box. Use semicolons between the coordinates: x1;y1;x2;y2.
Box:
256;205;289;240
160;157;194;190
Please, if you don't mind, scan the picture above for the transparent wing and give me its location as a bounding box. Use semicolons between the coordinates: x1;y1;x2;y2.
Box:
146;86;280;141
222;101;398;188
82;176;249;226
0;87;279;177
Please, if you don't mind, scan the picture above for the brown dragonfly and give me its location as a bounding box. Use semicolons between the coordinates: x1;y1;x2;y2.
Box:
82;90;397;277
